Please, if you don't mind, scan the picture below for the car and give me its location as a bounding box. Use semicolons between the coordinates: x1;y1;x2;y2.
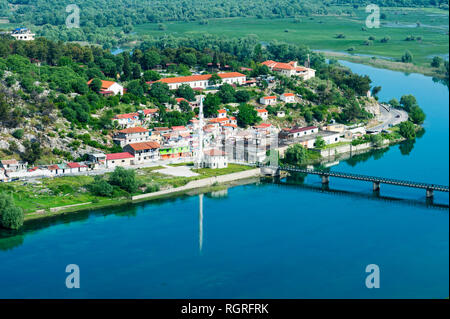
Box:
395;115;400;118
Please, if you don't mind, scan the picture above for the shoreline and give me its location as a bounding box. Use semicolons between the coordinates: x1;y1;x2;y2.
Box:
322;51;448;79
22;168;262;223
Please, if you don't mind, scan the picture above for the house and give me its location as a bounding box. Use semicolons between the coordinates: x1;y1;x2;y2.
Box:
256;108;269;120
156;72;246;90
87;79;124;96
159;143;191;160
280;92;295;103
202;149;228;169
217;109;227;118
105;152;135;168
140;109;159;122
254;123;272;130
152;127;171;135
262;60;315;80
260;96;277;106
11;27;35;41
123;141;160;163
0;159;27;173
113;127;150;147
66;162;88;174
114;112;140;128
279;126;319;139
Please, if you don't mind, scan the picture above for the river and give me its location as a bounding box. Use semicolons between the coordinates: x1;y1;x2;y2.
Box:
0;62;448;299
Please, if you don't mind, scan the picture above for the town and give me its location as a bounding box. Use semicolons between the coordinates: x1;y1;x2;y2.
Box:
0;41;411;183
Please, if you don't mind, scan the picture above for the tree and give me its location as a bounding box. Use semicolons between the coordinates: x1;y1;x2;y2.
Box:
208;73;221;85
236;104;258;127
141;50;161;70
109;167;137;193
370;134;384;147
21;140;42;164
400;94;418;112
389;98;400;108
401;50;413;63
176;84;195;101
203;93;221;117
235;90;250;103
89;78;102;93
371;86;381;97
398;121;416;140
89;176;113;197
0;192;24;230
218;83;236;103
314;136;326;149
284;144;308;165
143;70;161;81
431;56;443;68
409;105;426;124
12;129;24;139
149;82;170;103
126;80;144;97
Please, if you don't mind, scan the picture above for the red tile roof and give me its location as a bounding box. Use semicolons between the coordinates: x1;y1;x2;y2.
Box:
87;79;119;90
283;93;295;96
171;126;187;131
158;72;245;84
257;109;268;113
106;152;135;160
218;109;227;113
127;141;160;151
115;112;139;119
254;123;272;129
263;96;276;100
143;109;158;115
118;127;149;134
67;162;81;168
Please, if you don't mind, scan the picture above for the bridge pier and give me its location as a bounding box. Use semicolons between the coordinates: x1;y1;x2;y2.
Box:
373;182;380;192
321;175;329;185
426;188;434;199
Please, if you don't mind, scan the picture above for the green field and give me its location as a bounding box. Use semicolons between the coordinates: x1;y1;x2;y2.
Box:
134;7;448;68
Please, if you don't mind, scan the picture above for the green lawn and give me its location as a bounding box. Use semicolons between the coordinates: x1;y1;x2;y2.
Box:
134;7;448;68
0;164;254;214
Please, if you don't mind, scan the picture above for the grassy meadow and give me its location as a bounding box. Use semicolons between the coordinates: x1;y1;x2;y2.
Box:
134;6;448;69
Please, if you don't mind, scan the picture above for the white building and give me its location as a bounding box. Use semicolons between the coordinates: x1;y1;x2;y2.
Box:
105;152;135;168
260;96;277;106
202;149;228;169
11;28;35;41
280;92;295;103
157;72;246;90
123;141;161;163
262;60;315;80
113;127;151;147
280;126;319;139
256;108;269;120
87;79;124;95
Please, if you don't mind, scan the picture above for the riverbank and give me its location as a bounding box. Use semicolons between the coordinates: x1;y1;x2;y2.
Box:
323;51;448;79
22;167;261;223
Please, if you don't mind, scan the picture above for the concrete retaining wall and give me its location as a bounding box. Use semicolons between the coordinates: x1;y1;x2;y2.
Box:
132;168;261;201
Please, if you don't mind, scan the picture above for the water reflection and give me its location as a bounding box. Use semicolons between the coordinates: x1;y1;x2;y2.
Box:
199;193;203;253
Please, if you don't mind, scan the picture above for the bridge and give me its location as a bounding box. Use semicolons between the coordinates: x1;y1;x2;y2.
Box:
258;164;449;199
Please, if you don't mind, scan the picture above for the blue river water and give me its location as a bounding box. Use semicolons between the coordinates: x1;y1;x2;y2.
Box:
0;62;448;299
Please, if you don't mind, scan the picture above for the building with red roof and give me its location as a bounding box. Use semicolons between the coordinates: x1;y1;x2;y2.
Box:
113;126;151;147
259;96;277;106
280;92;296;103
156;72;246;90
105;152;135;168
87;79;124;95
261;60;315;79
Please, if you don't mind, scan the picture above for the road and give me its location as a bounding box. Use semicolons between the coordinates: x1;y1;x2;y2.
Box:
369;104;408;132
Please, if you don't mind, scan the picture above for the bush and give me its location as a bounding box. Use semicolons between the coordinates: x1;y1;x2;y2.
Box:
109;167;137;193
398;121;416;140
0;192;24;230
90;176;114;197
12;129;24;139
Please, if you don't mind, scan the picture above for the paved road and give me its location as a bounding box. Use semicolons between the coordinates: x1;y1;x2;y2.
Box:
369;104;408;132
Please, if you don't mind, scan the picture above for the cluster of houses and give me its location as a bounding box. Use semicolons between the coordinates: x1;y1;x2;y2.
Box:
0;60;322;182
2;27;36;41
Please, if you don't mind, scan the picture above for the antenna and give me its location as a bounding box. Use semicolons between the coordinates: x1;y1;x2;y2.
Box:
196;95;205;168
